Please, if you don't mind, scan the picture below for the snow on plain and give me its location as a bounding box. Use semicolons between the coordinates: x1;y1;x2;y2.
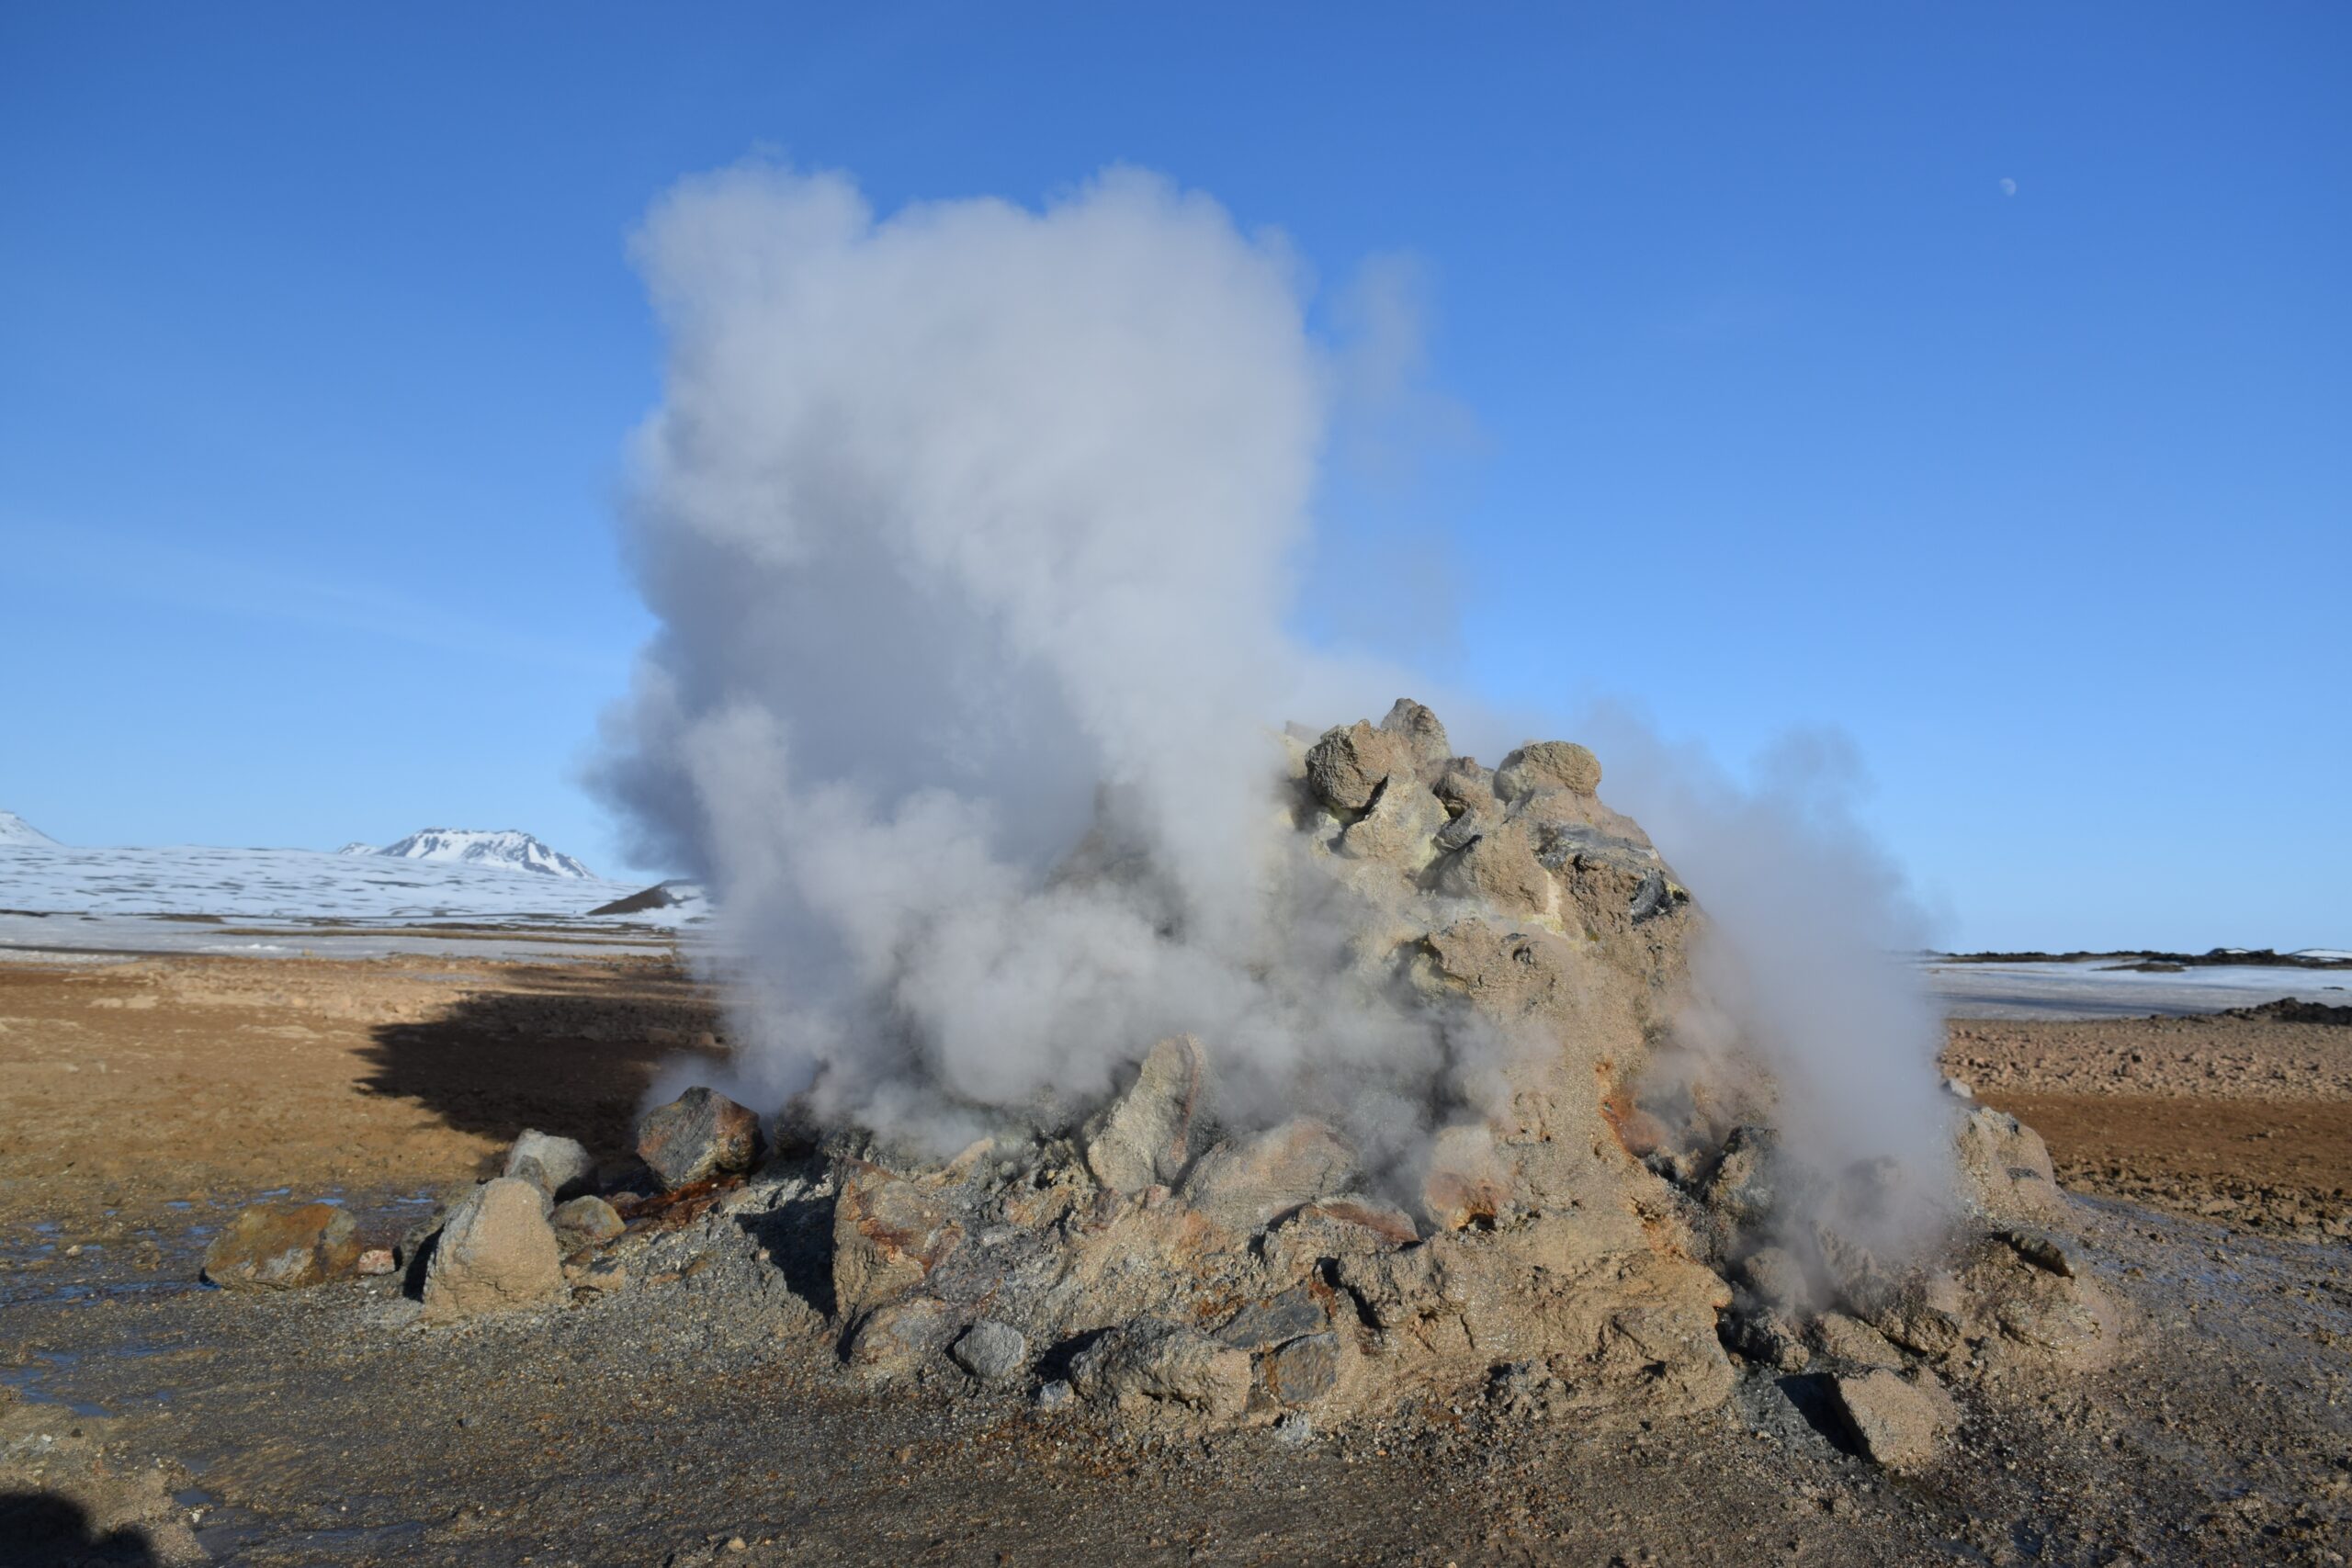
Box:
1921;957;2352;1021
0;841;692;962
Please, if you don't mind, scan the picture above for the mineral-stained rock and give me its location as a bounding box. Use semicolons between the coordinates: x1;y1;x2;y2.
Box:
201;1201;362;1292
503;1129;595;1202
1081;1035;1206;1195
1179;1120;1354;1234
1304;721;1419;814
831;1162;964;1316
1493;740;1602;801
1702;1125;1782;1226
551;1195;625;1251
422;1178;567;1318
636;1087;764;1190
1420;1123;1510;1232
1071;1318;1253;1420
1261;1332;1344;1406
950;1320;1028;1382
1831;1369;1958;1472
355;1247;397;1277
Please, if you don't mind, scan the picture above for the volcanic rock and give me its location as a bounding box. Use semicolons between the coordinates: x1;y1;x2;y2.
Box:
1213;1287;1331;1350
1304;721;1419;814
201;1201;362;1292
1178;1120;1354;1234
1081;1035;1206;1194
1431;819;1553;919
1831;1369;1958;1472
503;1130;594;1202
949;1320;1029;1382
552;1195;625;1251
1494;739;1602;801
1812;1312;1905;1369
1071;1319;1253;1420
1261;1332;1344;1406
845;1296;957;1380
422;1178;568;1318
637;1087;763;1190
831;1163;964;1316
1376;697;1452;766
1336;776;1446;867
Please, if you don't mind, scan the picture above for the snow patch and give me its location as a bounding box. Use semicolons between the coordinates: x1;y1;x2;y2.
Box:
0;810;60;848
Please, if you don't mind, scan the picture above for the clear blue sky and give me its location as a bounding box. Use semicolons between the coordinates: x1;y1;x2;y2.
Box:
2;5;2344;951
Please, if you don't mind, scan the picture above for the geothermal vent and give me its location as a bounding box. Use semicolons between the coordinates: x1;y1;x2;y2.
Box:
608;700;2120;1432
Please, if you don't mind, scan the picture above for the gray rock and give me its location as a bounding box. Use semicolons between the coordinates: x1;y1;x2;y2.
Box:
1261;1333;1343;1405
1831;1369;1957;1472
1082;1035;1207;1194
2000;1226;2075;1278
503;1130;595;1201
1215;1288;1330;1349
1493;740;1602;801
551;1195;625;1251
201;1202;361;1292
422;1178;568;1318
1720;1308;1809;1371
950;1320;1029;1382
1375;698;1451;766
636;1087;764;1190
1071;1318;1252;1420
843;1296;956;1381
1179;1120;1355;1235
1034;1380;1075;1412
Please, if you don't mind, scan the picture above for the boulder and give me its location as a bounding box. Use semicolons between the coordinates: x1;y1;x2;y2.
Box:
1081;1035;1207;1194
1304;722;1419;814
1831;1369;1958;1472
949;1320;1029;1382
1178;1120;1355;1234
421;1178;568;1318
832;1163;964;1316
1375;698;1451;766
1812;1311;1905;1369
503;1130;594;1201
844;1296;956;1381
636;1087;764;1190
1493;740;1602;801
201;1201;362;1292
1071;1319;1253;1421
551;1195;625;1251
1335;776;1446;867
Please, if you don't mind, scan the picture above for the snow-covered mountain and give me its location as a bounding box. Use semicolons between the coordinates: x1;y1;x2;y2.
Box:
353;829;595;879
0;810;60;848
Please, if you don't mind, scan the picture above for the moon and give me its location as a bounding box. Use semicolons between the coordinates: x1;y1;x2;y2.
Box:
2000;177;2018;197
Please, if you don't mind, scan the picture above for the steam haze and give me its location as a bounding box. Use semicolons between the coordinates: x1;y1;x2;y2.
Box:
598;160;1952;1187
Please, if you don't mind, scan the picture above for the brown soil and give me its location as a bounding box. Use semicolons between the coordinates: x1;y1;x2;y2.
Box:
1942;1012;2352;1235
0;953;710;1235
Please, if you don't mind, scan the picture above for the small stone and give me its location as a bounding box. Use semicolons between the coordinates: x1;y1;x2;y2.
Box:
1831;1369;1958;1472
422;1178;568;1318
503;1130;595;1201
1262;1333;1343;1406
1272;1411;1316;1446
843;1297;956;1381
355;1247;397;1277
950;1320;1029;1382
1034;1380;1074;1412
1215;1289;1330;1350
636;1088;764;1190
726;1538;748;1553
201;1202;362;1292
551;1195;625;1251
1070;1318;1252;1420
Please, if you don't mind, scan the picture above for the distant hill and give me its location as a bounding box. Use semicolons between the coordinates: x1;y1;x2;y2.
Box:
345;829;594;879
0;810;59;848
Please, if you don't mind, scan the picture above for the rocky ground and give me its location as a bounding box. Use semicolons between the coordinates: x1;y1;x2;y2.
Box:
2;953;2348;1566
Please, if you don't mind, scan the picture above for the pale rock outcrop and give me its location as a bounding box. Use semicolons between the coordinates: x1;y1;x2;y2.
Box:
422;1178;567;1318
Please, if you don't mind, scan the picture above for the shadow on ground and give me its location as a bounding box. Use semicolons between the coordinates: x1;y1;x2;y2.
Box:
356;958;724;1157
0;1491;161;1566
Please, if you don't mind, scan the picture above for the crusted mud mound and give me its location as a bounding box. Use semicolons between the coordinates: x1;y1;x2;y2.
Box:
594;701;2127;1443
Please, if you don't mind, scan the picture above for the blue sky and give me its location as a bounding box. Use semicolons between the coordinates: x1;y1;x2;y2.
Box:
2;4;2344;950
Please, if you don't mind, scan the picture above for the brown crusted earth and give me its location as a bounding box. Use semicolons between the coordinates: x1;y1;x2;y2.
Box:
1944;1008;2352;1235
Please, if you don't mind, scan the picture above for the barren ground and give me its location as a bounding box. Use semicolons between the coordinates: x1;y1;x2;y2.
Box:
2;953;2347;1566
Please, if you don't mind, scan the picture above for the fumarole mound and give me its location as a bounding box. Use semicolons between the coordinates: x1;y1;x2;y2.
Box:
597;699;2121;1438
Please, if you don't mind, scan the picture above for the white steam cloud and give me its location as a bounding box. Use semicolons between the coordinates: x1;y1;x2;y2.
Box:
597;160;1952;1196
